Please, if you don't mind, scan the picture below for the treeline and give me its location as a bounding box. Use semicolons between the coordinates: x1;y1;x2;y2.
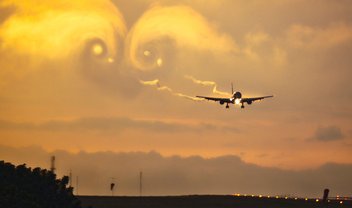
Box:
0;161;81;208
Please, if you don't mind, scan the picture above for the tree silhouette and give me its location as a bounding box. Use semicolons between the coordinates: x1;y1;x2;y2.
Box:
0;161;81;208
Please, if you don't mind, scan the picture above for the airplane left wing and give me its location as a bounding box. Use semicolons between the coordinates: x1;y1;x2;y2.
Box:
241;95;273;104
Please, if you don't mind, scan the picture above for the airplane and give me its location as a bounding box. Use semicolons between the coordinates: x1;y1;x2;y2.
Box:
196;83;273;109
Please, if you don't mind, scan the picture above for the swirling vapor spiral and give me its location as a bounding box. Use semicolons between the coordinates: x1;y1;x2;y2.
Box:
0;0;126;65
125;5;237;71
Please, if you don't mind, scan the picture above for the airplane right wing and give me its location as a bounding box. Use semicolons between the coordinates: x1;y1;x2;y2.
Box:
196;96;231;103
241;95;273;104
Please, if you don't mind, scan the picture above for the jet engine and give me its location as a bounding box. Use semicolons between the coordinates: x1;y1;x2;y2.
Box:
234;92;242;99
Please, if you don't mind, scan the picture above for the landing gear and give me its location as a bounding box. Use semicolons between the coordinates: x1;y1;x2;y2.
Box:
226;104;229;109
241;104;245;109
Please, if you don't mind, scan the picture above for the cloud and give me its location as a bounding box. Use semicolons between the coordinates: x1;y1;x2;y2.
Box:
1;145;352;197
0;117;239;133
286;23;352;49
311;126;344;142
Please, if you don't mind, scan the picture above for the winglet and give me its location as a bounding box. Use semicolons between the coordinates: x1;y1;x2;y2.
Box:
231;82;234;94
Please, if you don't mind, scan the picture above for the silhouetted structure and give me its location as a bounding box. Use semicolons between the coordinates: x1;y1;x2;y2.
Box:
110;183;115;196
323;188;329;202
0;160;81;208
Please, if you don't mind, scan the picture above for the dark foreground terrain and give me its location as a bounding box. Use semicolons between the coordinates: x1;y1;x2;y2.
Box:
79;195;351;208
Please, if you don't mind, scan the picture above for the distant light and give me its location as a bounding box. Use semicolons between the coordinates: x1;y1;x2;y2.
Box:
267;196;271;198
259;195;262;198
316;199;319;202
340;201;343;204
275;196;279;199
328;200;330;202
295;197;298;200
305;198;308;201
244;194;247;197
107;58;114;63
251;195;254;197
144;50;151;57
285;196;288;199
156;58;163;67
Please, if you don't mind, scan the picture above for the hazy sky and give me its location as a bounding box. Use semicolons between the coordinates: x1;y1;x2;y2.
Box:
1;0;352;196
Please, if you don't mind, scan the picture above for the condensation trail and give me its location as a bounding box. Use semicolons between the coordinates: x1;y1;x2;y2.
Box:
139;79;204;101
184;75;231;96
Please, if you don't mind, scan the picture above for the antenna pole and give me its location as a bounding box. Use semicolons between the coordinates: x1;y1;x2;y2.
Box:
50;156;56;173
231;83;234;94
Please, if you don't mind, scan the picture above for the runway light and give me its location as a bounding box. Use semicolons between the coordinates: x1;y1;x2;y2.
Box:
294;197;298;200
259;195;262;198
340;201;343;204
285;196;288;199
267;196;271;198
316;199;319;202
275;196;279;199
305;198;308;201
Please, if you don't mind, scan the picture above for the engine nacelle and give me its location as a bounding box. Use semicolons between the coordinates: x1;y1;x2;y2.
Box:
247;100;252;105
220;101;224;105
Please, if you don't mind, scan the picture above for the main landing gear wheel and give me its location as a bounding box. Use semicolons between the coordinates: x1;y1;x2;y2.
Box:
226;104;229;109
241;105;245;109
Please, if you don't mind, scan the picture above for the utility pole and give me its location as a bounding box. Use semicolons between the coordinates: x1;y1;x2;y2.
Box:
69;169;72;187
139;171;143;197
50;156;56;173
76;176;79;195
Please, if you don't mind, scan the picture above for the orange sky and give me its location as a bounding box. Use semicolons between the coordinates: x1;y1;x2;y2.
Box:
1;0;352;195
